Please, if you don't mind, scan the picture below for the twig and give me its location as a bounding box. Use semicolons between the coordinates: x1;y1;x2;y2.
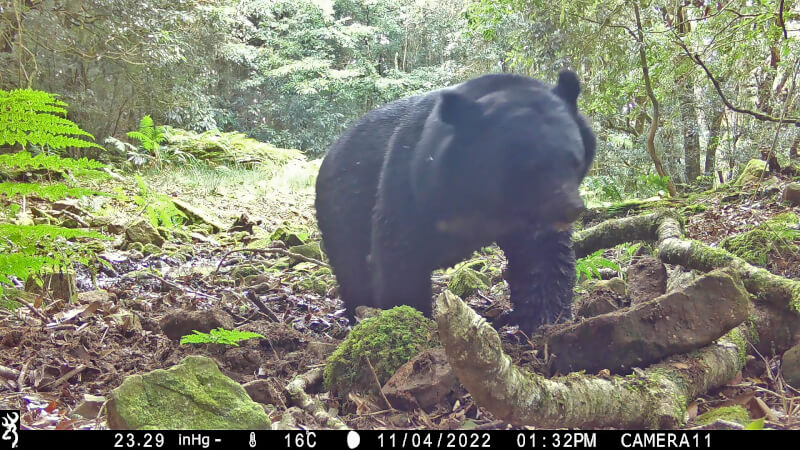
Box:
366;356;394;410
285;368;349;430
40;364;86;391
10;293;49;323
213;248;328;278
245;290;280;323
144;273;218;301
0;365;20;380
17;358;32;392
673;38;800;125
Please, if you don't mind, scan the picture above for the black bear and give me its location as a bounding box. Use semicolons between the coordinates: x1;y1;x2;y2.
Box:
315;71;595;333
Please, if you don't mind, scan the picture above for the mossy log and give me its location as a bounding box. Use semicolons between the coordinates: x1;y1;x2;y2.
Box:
285;368;349;430
574;211;800;316
436;209;800;428
435;290;744;428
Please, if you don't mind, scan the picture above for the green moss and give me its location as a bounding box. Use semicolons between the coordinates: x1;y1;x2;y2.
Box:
681;203;707;214
142;243;161;256
726;328;749;366
721;213;799;266
295;277;328;296
108;355;270;429
694;406;750;426
230;264;265;279
447;267;490;297
164;127;304;169
288;242;323;262
734;159;768;186
323;306;438;396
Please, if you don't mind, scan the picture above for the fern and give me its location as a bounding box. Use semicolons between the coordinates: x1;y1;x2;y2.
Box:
0;224;109;296
132;175;187;227
0;151;106;171
0;253;56;287
0;89;102;151
180;328;265;346
576;249;621;281
0;182;107;201
127;115;167;166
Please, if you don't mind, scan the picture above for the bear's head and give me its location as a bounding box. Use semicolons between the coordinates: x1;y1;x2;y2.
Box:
412;71;596;234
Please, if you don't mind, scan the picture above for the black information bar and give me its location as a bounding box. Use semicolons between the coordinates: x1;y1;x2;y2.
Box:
6;429;797;450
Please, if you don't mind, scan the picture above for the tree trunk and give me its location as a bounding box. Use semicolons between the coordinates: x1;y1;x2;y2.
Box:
680;75;702;182
634;3;677;196
705;103;724;174
672;4;702;183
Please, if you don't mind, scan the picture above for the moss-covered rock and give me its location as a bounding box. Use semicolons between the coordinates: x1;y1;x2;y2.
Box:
782;344;800;389
295;277;328;296
163;127;304;169
142;243;161;256
230;264;265;280
289;242;323;262
734;159;768;186
126;219;165;247
270;225;309;246
107;355;270;429
324;306;438;396
447;267;490;297
693;406;751;427
721;213;799;266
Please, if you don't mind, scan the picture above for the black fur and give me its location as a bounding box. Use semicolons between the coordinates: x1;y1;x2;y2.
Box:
315;71;595;332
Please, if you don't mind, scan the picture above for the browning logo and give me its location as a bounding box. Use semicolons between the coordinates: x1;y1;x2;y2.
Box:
0;411;18;449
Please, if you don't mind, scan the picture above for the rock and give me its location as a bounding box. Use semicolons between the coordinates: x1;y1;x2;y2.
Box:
230;213;261;234
69;394;107;419
574;278;628;318
382;347;460;411
242;379;284;406
159;310;235;341
25;271;78;303
221;347;262;373
171;198;227;233
783;344;800;389
307;341;337;359
107;355;271;429
141;243;162;256
295;277;328;296
734;159;768;186
447;267;490;297
626;257;667;304
269;225;308;246
547;269;750;374
77;289;115;304
783;183;800;206
108;222;126;234
574;290;624;318
666;267;697;294
289;242;324;262
324;306;438;396
52;199;89;216
126;219;165;247
589;277;627;296
110;310;143;334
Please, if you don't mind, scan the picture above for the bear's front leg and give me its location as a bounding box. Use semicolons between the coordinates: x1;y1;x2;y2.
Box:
370;212;435;317
498;226;576;332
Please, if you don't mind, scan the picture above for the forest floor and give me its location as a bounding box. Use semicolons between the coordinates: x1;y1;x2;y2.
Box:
1;162;799;430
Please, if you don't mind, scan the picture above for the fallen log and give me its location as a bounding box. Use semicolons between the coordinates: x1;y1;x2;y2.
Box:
435;290;745;428
546;269;749;374
435;209;800;428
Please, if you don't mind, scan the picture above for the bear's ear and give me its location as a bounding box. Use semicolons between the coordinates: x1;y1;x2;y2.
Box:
437;91;481;126
552;70;581;109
